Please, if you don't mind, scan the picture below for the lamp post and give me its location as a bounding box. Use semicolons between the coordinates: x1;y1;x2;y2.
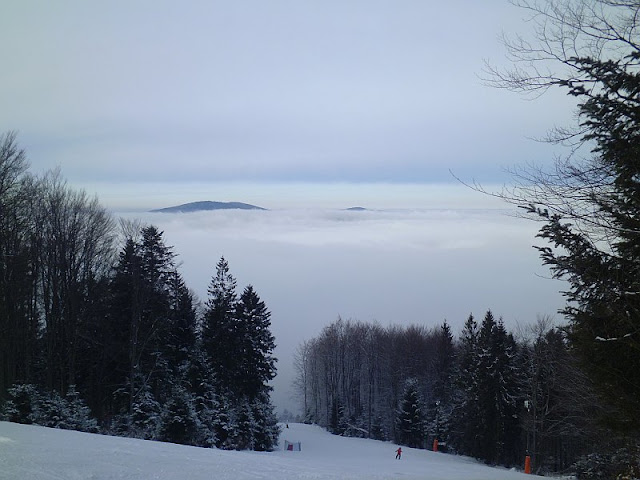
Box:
524;400;531;474
433;400;440;452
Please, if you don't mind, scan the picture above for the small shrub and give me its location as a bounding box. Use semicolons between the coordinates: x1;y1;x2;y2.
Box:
573;445;640;480
1;383;99;433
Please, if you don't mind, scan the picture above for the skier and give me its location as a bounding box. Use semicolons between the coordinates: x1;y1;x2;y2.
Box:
395;447;402;459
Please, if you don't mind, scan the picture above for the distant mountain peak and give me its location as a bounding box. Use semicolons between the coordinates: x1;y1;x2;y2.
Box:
345;206;367;211
151;201;267;213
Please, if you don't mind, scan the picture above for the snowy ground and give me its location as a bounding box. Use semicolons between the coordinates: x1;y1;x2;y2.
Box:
0;421;544;479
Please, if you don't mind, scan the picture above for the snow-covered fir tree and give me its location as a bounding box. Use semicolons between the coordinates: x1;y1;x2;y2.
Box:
395;378;425;448
158;385;201;446
474;311;520;465
425;320;455;447
200;257;280;450
450;314;481;457
201;256;238;390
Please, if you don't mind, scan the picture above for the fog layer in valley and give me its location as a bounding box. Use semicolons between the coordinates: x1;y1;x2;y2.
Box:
122;205;565;414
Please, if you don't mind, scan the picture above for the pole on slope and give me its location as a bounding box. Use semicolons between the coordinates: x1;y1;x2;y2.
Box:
524;399;532;474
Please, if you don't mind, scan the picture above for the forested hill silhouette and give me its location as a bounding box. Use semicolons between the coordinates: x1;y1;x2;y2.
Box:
151;201;267;213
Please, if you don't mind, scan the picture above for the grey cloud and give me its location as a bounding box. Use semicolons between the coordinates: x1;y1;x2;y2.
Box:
2;1;574;185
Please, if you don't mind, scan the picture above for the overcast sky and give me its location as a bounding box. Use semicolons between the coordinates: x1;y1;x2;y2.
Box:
2;0;575;199
2;2;577;413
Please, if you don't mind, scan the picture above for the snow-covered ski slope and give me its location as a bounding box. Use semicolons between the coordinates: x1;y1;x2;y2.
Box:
0;421;543;479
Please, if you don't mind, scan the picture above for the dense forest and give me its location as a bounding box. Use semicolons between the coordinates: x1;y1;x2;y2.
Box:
294;315;606;474
0;132;279;450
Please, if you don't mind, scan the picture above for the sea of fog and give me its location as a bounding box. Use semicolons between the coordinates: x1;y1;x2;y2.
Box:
114;205;565;415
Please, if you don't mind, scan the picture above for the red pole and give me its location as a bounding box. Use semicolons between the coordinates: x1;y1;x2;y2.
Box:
524;455;531;474
432;439;439;452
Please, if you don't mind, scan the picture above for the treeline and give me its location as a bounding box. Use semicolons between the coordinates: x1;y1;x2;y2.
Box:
294;314;612;474
0;132;279;450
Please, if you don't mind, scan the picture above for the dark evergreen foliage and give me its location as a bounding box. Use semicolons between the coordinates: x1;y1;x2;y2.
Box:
296;313;609;471
158;386;200;446
425;321;455;447
0;383;39;424
201;256;238;390
487;0;640;440
235;285;277;399
395;378;424;448
450;314;481;456
0;143;280;451
198;258;280;449
475;312;520;465
0;383;98;432
250;390;281;451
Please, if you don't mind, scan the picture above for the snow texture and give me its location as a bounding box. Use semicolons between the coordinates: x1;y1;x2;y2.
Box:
0;421;543;480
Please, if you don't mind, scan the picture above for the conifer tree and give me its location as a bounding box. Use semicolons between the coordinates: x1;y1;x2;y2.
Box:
63;385;99;433
475;310;499;462
487;0;640;432
229;398;256;450
126;378;161;440
182;346;217;446
235;285;277;399
165;271;198;369
107;226;181;424
158;385;200;446
474;311;520;465
250;390;281;451
0;384;40;424
426;320;455;446
450;314;481;457
395;378;424;448
201;257;238;390
200;257;280;450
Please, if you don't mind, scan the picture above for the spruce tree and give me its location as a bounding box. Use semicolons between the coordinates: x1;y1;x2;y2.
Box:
427;321;455;446
0;384;40;424
395;378;424;448
165;270;197;369
158;385;200;446
250;390;281;451
200;257;280;450
106;226;182;430
63;385;99;433
488;0;640;433
106;237;143;417
235;285;277;399
476;310;499;462
474;311;520;465
186;347;221;447
450;314;481;457
201;256;238;390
